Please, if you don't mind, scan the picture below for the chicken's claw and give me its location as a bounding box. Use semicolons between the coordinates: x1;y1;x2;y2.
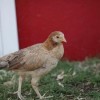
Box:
13;91;25;100
39;91;53;99
40;95;53;100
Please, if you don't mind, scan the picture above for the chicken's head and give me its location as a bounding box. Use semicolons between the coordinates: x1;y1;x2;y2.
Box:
49;31;66;44
44;31;66;50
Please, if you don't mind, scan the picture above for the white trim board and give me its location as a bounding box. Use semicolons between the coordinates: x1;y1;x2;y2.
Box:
0;0;19;56
0;18;3;56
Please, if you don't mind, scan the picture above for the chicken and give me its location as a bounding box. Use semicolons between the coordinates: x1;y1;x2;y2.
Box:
0;31;66;100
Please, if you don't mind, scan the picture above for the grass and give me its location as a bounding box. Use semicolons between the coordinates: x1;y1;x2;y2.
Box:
0;57;100;100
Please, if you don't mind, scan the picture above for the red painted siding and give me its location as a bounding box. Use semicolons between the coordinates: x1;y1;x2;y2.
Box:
15;0;100;60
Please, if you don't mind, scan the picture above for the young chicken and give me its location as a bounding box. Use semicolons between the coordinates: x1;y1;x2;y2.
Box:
0;31;66;100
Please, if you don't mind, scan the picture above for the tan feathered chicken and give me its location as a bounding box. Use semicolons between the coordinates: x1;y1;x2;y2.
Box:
0;31;66;100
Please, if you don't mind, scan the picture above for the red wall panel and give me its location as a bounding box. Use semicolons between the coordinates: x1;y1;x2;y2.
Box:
15;0;100;60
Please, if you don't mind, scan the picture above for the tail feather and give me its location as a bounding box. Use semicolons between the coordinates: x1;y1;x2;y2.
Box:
0;61;9;69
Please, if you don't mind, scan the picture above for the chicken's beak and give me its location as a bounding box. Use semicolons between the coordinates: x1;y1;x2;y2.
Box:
62;37;67;43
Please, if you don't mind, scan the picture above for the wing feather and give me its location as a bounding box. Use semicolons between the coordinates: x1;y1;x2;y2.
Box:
0;44;48;71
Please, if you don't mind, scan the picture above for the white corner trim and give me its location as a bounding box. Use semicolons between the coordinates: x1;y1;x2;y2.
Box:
0;0;19;56
0;17;3;56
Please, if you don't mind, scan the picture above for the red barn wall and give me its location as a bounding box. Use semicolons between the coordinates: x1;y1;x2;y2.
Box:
15;0;100;61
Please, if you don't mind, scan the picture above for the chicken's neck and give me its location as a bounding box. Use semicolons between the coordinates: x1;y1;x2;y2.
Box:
43;38;62;50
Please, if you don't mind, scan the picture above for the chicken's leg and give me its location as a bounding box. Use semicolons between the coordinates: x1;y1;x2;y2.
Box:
31;78;53;99
17;76;25;100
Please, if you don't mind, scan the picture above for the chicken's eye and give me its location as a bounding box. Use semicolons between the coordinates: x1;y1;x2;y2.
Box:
56;36;59;38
